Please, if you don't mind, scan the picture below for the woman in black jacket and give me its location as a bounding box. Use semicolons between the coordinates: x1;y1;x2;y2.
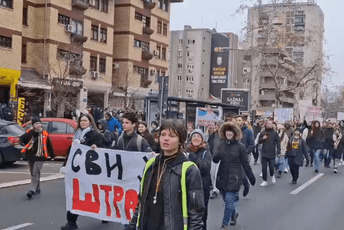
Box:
306;120;325;173
287;129;308;184
187;129;212;230
61;113;102;230
96;118;114;148
213;122;256;229
125;119;205;230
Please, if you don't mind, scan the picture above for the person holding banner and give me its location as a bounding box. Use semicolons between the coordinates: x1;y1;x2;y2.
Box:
61;113;103;230
124;119;205;230
20;116;55;199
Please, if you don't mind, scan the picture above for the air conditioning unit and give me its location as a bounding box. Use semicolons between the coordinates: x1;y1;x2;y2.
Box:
89;0;96;6
113;62;119;70
91;71;99;79
153;50;160;56
150;69;156;75
65;24;73;33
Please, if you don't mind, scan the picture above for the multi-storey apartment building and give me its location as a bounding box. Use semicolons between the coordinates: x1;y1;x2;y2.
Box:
246;2;324;113
169;26;212;100
113;0;182;108
0;0;115;117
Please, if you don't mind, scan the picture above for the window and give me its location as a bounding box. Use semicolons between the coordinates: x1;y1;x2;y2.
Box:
187;39;195;44
178;50;182;57
243;55;251;61
156;45;161;58
185;89;193;96
135;12;151;28
293;52;304;63
99;58;106;73
177;75;182;84
161;71;165;76
187;64;194;72
141;41;149;52
163;0;169;12
23;7;28;26
21;42;27;63
161;48;166;60
58;14;70;25
71;20;83;35
100;28;107;43
94;0;100;10
179;39;183;44
186;76;194;83
158;0;163;9
157;21;162;34
90;56;97;71
101;0;108;13
177;63;182;72
91;25;98;41
66;124;75;134
134;39;141;48
163;23;168;36
0;36;11;48
0;0;12;8
51;122;67;134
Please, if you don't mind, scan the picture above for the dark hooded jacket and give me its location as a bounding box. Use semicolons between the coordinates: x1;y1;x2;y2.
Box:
258;127;281;158
287;135;308;166
213;122;256;192
240;124;254;154
96;119;113;149
306;121;325;150
115;131;152;152
125;152;205;230
106;113;122;134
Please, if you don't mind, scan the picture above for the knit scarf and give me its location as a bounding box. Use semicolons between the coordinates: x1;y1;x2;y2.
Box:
74;127;92;141
333;133;342;150
188;142;205;153
28;128;44;157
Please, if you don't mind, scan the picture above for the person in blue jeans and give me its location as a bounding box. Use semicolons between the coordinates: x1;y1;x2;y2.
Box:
213;122;256;229
306;120;325;173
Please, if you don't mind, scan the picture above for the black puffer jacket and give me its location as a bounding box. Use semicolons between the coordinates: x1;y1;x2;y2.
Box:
187;146;212;190
96;119;113;149
125;153;205;230
213;122;256;192
258;128;281;158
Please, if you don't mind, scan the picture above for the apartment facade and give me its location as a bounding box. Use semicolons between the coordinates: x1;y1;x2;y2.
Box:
0;0;115;117
247;2;324;113
169;26;212;100
113;0;182;109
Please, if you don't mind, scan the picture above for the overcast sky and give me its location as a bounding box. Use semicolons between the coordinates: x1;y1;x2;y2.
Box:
170;0;344;89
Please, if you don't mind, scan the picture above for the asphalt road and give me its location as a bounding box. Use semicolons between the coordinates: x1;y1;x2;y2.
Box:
1;159;344;230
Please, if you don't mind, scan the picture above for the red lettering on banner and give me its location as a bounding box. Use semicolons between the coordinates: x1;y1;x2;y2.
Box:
72;178;100;213
113;186;124;218
125;189;138;220
100;185;112;217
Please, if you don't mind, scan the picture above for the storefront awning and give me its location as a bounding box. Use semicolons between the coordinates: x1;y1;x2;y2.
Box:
18;69;51;90
83;78;111;93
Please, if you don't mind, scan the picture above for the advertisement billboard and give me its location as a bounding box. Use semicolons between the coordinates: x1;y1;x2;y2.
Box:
209;34;230;99
221;89;250;112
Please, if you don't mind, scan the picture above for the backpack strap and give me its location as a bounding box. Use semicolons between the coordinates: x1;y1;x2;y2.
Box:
202;150;207;160
136;134;143;152
181;161;196;230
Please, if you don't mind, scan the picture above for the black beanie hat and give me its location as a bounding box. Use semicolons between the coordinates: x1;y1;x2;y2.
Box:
32;116;41;125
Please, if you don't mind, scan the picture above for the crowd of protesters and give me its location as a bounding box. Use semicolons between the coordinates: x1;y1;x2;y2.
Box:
17;107;344;230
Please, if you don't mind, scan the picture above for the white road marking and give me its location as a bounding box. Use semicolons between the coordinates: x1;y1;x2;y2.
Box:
1;223;33;230
0;174;65;189
0;171;54;175
290;173;324;195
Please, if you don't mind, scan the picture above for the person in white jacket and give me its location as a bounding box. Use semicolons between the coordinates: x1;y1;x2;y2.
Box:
276;124;289;178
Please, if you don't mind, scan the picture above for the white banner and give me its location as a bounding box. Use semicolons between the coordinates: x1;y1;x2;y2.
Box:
337;112;344;121
274;108;293;124
64;143;152;224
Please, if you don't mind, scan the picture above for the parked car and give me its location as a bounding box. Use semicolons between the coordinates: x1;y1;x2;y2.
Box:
22;118;77;157
0;120;25;166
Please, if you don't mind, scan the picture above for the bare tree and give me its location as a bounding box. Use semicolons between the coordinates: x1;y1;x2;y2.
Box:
236;0;329;108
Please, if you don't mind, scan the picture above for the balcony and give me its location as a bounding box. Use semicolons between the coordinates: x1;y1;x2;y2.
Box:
142;50;153;60
72;0;89;10
259;94;276;101
71;34;88;43
280;96;295;104
259;83;276;89
170;0;184;2
143;26;154;35
143;0;156;9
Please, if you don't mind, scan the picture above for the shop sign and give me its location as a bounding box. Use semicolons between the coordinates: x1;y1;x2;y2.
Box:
17;97;25;125
53;78;83;89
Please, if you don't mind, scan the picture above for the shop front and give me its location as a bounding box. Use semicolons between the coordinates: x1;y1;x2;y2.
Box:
0;67;21;104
